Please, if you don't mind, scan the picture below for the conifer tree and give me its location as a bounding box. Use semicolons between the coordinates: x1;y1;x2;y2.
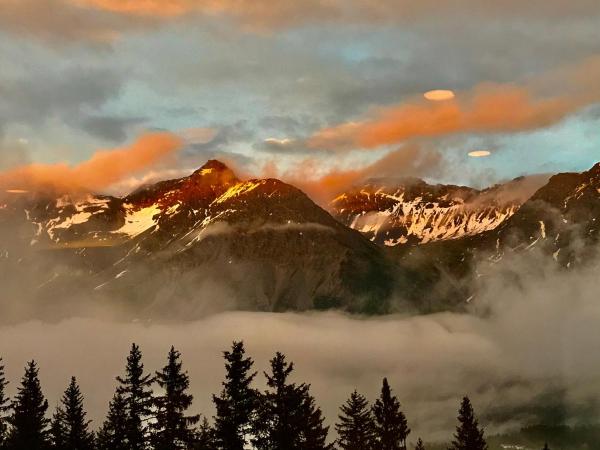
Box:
252;352;332;450
335;390;375;450
7;360;49;450
0;359;10;450
194;417;215;450
541;444;550;450
49;407;67;450
298;391;332;450
96;392;128;450
415;438;425;450
117;343;154;450
448;397;487;450
213;341;257;450
151;347;200;450
372;378;410;450
53;377;94;450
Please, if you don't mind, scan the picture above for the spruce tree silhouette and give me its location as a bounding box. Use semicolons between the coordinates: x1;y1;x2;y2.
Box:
7;361;49;450
151;346;200;450
0;359;9;450
51;377;94;450
49;406;66;449
372;378;410;450
541;444;550;450
448;397;487;450
96;393;128;450
252;352;332;450
299;388;333;450
116;344;154;450
335;390;375;450
415;437;425;450
194;417;216;450
213;341;258;450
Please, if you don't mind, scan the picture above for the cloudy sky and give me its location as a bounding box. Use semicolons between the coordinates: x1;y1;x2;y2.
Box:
1;0;600;195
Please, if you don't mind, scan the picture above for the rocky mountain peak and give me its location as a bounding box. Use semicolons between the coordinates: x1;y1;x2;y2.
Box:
193;159;234;175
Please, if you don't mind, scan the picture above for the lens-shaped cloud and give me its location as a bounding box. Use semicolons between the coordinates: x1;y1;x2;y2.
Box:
468;150;492;157
424;90;455;101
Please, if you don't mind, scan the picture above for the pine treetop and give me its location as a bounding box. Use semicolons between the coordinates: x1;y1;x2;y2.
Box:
336;390;375;450
221;341;257;394
449;396;487;450
213;341;258;450
116;343;154;450
152;346;200;450
57;376;94;450
372;378;410;450
50;405;67;449
96;392;128;450
253;352;332;450
8;360;50;449
117;344;154;396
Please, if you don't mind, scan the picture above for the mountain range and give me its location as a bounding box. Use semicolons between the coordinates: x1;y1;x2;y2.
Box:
1;159;599;320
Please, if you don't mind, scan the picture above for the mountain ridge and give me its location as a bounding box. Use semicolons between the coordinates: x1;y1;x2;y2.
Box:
1;159;599;319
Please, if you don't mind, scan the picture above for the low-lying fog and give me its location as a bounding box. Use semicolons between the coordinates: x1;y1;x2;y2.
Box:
1;249;600;442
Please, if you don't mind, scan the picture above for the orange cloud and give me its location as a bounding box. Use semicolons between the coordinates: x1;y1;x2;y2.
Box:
268;145;442;204
3;0;599;43
0;132;183;194
309;86;595;151
309;57;600;151
67;0;600;26
71;0;191;17
69;0;340;30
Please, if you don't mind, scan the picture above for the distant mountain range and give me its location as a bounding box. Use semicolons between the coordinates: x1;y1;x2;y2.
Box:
330;175;548;246
1;160;599;319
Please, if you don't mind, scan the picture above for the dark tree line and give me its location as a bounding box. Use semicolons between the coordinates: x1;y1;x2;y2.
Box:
0;345;490;450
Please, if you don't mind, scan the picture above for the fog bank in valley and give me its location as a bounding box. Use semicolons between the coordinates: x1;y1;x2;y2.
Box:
1;248;600;442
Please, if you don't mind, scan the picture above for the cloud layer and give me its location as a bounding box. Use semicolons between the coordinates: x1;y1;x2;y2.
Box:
0;132;182;193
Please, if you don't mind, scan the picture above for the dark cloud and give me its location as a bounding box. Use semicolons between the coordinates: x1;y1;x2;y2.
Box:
253;138;313;155
0;63;126;141
81;115;147;142
0;0;155;45
0;137;31;171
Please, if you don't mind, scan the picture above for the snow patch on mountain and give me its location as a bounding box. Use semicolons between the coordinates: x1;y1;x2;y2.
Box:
214;180;266;204
113;204;161;237
332;183;520;246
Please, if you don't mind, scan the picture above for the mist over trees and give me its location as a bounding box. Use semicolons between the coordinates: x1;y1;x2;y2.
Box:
0;343;501;450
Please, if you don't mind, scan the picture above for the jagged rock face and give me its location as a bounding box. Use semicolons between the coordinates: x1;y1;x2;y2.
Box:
0;161;393;318
491;163;600;266
386;164;600;312
330;178;521;246
6;160;241;249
